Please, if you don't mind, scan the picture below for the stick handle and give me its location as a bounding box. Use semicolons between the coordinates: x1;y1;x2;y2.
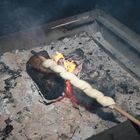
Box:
111;104;140;126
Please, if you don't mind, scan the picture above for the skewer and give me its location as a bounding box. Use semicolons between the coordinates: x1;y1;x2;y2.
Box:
38;55;140;127
111;104;140;126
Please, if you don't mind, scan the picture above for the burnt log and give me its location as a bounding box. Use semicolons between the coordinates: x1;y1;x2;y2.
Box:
26;50;65;100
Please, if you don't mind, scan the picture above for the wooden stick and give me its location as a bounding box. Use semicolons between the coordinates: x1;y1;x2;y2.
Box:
111;104;140;126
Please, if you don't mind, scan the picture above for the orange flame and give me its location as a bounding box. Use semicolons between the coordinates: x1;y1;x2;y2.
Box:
53;52;76;73
53;52;64;62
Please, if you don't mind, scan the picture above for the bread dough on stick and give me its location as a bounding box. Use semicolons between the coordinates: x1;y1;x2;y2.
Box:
42;59;116;107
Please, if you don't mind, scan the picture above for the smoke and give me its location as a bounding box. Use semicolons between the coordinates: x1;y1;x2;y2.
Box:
0;0;140;35
0;0;52;35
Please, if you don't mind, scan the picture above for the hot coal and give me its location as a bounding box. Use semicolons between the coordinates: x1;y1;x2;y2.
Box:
65;48;85;61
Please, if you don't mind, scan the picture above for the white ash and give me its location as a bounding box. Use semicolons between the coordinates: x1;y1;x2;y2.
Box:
0;32;140;140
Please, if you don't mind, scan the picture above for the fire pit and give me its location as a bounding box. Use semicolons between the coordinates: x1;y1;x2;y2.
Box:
0;10;140;140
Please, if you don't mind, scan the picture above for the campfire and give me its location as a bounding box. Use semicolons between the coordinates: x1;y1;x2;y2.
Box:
27;51;87;107
0;9;140;139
